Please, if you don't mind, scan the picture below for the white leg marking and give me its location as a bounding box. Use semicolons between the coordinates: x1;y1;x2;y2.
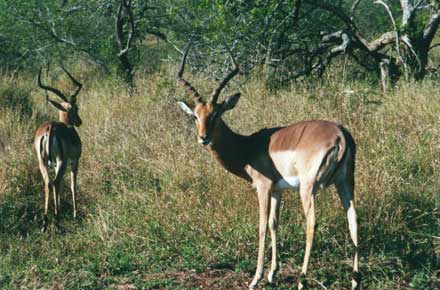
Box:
249;185;270;290
268;191;281;284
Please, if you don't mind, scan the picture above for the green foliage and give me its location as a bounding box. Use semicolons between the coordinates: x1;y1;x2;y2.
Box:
0;0;168;78
1;0;439;82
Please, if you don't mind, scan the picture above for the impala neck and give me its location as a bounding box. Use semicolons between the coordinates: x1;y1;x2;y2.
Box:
207;119;252;182
59;111;72;127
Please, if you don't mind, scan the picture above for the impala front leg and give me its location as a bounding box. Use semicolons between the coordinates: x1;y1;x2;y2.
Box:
249;183;271;290
268;191;281;284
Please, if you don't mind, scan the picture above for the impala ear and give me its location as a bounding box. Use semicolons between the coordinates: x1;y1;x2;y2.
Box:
221;93;241;111
48;100;67;112
177;101;195;116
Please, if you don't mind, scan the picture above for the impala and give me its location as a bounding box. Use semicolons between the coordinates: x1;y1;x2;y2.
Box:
176;44;360;290
34;67;83;233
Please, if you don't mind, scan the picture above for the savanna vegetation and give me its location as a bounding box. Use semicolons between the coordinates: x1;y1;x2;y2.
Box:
1;0;439;289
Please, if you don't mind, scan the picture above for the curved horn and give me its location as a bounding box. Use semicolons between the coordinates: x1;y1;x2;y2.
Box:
37;67;68;102
61;66;82;100
176;41;202;103
209;48;239;104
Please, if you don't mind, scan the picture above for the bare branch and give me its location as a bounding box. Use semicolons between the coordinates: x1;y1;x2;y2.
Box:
115;0;136;85
292;0;302;22
124;0;135;54
209;46;239;104
299;0;437;80
400;0;413;26
367;31;396;51
50;21;76;46
115;0;135;56
413;0;426;10
375;0;407;77
307;1;356;30
311;31;352;76
380;58;390;92
423;9;440;42
350;0;362;20
401;35;422;72
375;1;397;30
21;14;77;47
306;1;375;55
115;1;124;51
115;0;125;56
429;42;440;50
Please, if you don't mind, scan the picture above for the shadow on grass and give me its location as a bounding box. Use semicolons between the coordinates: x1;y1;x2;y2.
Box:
0;180;85;237
365;190;438;263
363;189;439;275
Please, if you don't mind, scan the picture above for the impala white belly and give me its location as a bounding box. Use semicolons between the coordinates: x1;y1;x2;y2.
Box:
271;150;301;190
275;176;300;190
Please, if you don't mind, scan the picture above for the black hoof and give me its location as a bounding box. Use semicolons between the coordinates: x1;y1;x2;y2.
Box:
298;273;307;289
54;223;63;234
41;216;48;233
352;271;361;290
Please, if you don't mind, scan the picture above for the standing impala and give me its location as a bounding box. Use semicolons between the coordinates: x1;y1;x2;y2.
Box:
34;67;82;233
176;44;360;290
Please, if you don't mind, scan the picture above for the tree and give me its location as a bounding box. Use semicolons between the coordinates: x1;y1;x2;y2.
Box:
165;0;308;76
0;0;167;84
115;0;136;85
300;0;440;86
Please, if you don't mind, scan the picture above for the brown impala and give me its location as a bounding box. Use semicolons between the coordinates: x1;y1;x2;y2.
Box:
34;67;82;233
176;43;360;290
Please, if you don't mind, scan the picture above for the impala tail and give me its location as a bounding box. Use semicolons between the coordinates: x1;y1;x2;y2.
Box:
317;125;356;189
316;140;341;188
339;124;357;195
46;123;55;166
37;123;51;165
339;125;357;163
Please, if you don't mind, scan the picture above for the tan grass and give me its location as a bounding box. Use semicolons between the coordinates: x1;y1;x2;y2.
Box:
0;66;438;289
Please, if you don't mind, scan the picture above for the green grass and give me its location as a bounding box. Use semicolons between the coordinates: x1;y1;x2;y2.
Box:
0;66;439;289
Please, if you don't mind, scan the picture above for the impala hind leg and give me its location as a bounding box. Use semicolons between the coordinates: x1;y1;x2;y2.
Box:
267;191;281;284
38;160;51;232
70;160;79;219
298;183;316;290
335;180;360;290
249;183;271;290
53;159;66;234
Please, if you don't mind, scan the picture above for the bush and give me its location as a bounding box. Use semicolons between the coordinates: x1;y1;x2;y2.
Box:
0;83;33;119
